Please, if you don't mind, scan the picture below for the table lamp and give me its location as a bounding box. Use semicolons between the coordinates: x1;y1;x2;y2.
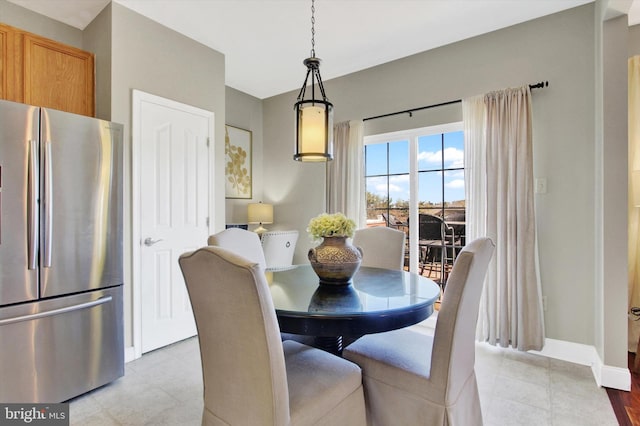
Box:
248;202;273;235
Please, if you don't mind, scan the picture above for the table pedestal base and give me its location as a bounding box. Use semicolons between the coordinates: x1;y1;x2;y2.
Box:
314;336;343;356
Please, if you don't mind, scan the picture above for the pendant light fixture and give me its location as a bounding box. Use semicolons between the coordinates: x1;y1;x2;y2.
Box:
293;0;333;162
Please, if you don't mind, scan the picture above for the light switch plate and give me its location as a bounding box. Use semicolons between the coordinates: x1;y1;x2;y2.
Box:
535;178;547;194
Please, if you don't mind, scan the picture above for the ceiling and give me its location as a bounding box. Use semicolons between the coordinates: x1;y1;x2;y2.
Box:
7;0;636;99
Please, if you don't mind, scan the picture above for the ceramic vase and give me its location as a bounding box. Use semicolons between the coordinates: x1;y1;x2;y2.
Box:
308;236;363;285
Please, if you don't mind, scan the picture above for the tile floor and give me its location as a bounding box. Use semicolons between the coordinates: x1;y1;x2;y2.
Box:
68;336;618;426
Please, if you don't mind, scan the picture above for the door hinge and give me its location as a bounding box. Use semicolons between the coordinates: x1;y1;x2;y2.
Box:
206;217;210;227
206;137;210;147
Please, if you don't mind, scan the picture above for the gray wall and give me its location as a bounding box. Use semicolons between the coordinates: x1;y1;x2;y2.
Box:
630;24;640;57
83;4;111;121
225;87;266;228
0;0;82;47
263;3;625;362
599;12;629;369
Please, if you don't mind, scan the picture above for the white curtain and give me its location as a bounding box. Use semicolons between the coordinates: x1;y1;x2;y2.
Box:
326;120;366;228
463;95;486;242
463;87;545;351
628;57;640;351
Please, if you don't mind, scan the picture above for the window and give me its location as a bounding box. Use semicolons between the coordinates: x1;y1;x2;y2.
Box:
417;131;465;226
364;123;464;281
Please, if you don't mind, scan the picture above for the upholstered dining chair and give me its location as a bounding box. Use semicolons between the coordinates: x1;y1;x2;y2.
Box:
209;228;311;344
343;237;494;426
207;228;266;270
352;227;406;271
179;246;367;426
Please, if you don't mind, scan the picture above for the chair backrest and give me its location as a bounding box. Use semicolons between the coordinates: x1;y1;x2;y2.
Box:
444;210;465;223
208;228;267;270
178;246;290;425
429;237;494;402
261;230;299;270
419;214;445;241
381;212;393;225
353;227;406;270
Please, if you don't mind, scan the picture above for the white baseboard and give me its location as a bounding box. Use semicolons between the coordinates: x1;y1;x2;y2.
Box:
594;362;631;391
528;337;599;366
124;346;138;363
528;338;630;391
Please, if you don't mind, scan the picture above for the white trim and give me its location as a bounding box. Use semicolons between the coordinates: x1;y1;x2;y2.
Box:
131;90;143;360
528;337;599;366
364;121;463;146
409;137;418;272
528;338;630;391
596;363;631;391
124;346;136;363
131;90;214;360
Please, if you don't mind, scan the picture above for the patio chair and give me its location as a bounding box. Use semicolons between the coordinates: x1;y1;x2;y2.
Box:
419;214;457;284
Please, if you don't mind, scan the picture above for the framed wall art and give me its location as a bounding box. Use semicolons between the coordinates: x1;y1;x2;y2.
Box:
225;125;252;199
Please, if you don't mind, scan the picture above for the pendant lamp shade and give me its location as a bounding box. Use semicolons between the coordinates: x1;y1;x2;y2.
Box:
294;98;333;162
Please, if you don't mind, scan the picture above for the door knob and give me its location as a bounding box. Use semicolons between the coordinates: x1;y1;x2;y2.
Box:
144;237;163;246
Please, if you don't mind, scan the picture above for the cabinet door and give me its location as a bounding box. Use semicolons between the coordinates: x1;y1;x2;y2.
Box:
0;26;6;99
0;23;20;102
23;34;94;117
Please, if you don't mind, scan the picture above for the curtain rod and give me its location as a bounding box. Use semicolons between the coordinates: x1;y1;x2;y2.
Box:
363;80;549;122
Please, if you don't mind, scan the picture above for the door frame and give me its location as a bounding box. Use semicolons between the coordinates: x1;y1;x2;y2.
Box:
131;90;215;360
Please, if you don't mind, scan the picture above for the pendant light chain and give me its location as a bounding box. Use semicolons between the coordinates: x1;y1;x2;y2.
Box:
310;0;316;57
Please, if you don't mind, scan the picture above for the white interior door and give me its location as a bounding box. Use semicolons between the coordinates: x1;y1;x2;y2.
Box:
134;91;213;354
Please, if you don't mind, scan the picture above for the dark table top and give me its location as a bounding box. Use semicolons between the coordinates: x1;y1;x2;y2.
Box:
268;265;440;337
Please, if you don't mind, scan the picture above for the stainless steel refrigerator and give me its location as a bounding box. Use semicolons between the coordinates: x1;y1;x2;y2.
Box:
0;99;124;403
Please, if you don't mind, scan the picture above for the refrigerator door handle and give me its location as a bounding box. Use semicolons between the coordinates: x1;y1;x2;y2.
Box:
0;296;113;326
43;139;53;268
27;139;39;270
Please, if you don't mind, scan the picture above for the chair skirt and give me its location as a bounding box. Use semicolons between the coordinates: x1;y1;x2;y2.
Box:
360;372;482;426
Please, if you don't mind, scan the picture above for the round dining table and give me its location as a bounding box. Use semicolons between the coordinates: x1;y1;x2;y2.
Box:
268;265;441;355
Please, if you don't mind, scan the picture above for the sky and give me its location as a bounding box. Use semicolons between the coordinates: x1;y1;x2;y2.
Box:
365;130;465;205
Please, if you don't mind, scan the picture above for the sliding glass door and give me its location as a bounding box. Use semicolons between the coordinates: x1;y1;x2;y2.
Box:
364;123;464;282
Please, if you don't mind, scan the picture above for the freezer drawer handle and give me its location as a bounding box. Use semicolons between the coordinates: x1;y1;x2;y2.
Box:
0;296;112;326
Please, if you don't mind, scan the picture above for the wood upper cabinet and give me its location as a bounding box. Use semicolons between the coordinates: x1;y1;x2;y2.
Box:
0;23;95;117
0;24;23;103
0;27;5;99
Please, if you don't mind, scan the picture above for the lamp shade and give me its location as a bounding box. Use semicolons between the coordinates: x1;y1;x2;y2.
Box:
248;202;273;225
294;100;333;162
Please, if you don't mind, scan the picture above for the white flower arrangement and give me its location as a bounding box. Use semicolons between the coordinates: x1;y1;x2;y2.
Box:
307;213;356;242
